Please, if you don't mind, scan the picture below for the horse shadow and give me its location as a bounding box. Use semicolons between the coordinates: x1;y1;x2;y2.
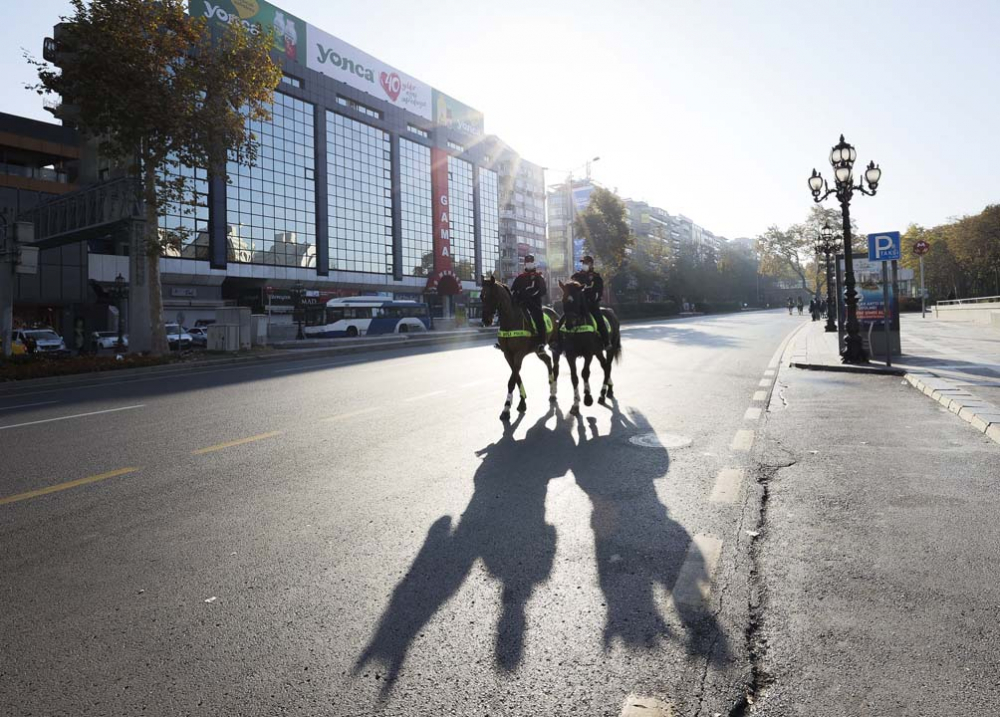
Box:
570;403;731;662
354;407;574;697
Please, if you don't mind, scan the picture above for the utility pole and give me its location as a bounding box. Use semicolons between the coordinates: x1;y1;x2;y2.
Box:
0;212;13;357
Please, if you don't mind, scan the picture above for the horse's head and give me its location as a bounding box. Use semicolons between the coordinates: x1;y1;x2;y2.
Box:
559;279;586;322
480;274;500;327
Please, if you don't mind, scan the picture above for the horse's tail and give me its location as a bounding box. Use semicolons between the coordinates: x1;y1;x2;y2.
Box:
605;309;622;365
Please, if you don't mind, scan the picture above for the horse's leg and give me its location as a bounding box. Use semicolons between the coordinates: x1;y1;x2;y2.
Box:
582;354;594;407
550;344;561;402
537;349;557;404
514;352;527;413
597;351;611;404
568;352;581;416
501;353;517;421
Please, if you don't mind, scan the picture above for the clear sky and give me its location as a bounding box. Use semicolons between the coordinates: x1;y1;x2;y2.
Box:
3;0;998;239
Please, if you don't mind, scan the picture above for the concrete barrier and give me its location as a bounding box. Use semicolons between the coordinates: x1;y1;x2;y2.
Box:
933;299;1000;325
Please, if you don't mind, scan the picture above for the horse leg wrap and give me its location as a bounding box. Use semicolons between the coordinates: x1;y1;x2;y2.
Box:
504;391;513;409
519;384;527;400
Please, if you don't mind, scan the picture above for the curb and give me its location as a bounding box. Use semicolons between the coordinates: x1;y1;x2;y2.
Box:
0;331;496;395
903;371;1000;445
790;361;906;376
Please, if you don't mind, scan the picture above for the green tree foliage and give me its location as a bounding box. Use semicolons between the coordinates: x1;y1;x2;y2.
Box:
29;0;281;353
900;205;1000;300
575;187;635;276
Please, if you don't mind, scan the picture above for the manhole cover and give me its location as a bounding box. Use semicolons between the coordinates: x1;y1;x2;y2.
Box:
629;432;692;449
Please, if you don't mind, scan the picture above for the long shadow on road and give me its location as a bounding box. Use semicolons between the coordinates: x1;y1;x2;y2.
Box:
355;402;729;700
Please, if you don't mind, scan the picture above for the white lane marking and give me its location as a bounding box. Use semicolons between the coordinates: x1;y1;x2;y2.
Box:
764;369;776;376
744;406;762;421
0;404;144;431
620;694;673;717
752;390;768;402
673;534;724;607
758;378;771;387
0;400;59;412
321;407;379;422
272;359;355;374
731;429;755;451
710;468;744;503
403;390;446;402
459;378;490;388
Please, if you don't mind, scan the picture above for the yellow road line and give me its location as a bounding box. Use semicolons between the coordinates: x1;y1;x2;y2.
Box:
0;467;139;506
192;430;283;455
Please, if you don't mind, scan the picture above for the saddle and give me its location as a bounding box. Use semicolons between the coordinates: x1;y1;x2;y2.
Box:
499;309;552;339
560;313;611;335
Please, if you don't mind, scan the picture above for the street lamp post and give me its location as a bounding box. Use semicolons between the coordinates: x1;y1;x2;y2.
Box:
110;273;129;353
814;223;838;333
291;281;305;340
808;135;882;364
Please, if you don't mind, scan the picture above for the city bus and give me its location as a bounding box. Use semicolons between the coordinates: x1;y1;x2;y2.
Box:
304;297;431;338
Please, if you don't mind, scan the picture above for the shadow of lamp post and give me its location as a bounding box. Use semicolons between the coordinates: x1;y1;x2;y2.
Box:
808;135;881;364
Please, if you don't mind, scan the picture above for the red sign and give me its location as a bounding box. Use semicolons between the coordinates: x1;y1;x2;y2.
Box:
426;148;461;295
913;240;930;256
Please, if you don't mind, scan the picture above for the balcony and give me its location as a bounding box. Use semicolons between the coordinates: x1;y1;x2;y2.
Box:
0;161;70;184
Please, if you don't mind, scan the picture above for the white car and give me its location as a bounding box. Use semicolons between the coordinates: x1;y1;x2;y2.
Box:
164;323;193;350
186;327;208;348
92;331;128;352
13;328;69;356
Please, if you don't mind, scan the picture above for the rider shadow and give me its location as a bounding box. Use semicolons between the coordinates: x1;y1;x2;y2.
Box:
355;407;573;698
570;404;731;663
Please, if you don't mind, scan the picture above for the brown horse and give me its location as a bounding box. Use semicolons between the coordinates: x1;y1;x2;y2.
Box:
555;279;622;414
481;276;560;420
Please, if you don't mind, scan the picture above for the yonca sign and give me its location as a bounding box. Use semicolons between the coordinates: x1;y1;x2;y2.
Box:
199;2;261;34
316;44;374;82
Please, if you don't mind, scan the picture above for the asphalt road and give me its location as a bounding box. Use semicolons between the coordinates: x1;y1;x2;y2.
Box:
1;311;799;717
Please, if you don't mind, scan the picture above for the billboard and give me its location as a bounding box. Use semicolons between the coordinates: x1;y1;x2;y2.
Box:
307;26;432;119
433;90;484;136
192;0;306;63
426;148;460;295
572;184;595;211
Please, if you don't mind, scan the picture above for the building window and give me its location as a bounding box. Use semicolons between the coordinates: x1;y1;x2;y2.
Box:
407;125;430;139
479;167;500;279
225;92;317;267
280;73;302;88
448;156;474;281
327;111;392;274
335;95;382;120
159;160;209;260
447;140;465;153
400;139;433;277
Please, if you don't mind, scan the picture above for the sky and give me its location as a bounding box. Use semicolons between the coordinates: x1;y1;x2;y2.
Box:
2;0;999;240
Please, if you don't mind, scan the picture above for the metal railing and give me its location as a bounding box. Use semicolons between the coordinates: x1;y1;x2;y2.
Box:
17;176;143;245
936;295;1000;306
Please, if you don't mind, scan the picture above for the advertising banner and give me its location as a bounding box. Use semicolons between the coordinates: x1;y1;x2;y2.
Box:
432;90;484;136
307;26;432;119
572;185;595;211
191;0;306;63
426;148;460;295
837;253;901;357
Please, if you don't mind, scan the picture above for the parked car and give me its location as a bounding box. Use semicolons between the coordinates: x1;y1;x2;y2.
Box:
186;327;208;348
92;331;128;352
9;333;27;356
12;328;69;356
164;323;193;350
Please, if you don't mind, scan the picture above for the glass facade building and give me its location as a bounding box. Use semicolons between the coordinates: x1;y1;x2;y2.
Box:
159;161;209;260
225;92;317;268
478;167;500;279
448;156;475;281
399;139;433;277
327;111;392;275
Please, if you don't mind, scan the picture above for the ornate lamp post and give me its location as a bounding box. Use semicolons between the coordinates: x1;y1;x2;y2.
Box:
808;135;881;363
109;273;129;353
291;280;305;341
814;223;838;333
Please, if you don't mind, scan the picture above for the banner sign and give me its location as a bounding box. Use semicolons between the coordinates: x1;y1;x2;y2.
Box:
192;0;306;62
432;90;484;136
426;148;460;295
572;185;595;211
307;26;432;119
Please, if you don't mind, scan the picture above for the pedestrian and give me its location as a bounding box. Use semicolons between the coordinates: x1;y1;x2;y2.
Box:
808;298;817;321
787;297;794;315
796;296;804;315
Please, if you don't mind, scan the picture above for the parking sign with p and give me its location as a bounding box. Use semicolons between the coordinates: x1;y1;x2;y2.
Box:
867;231;901;262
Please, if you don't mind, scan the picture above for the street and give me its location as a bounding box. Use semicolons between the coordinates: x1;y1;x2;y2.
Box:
1;311;796;716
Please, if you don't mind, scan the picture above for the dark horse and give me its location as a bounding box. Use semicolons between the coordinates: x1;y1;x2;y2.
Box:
555;279;622;414
481;275;560;420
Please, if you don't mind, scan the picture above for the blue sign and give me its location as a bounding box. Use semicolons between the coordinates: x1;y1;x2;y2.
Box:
867;231;901;262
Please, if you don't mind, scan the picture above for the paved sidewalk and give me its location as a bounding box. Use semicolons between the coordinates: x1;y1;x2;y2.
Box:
789;315;1000;444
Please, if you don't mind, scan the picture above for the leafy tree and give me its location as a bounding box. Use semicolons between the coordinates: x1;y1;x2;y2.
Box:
30;0;281;353
575;187;635;279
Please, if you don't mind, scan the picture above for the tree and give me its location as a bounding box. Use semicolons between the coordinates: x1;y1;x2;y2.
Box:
30;0;281;353
574;187;634;278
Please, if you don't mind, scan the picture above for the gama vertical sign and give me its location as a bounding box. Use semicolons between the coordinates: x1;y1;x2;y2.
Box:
426;148;460;295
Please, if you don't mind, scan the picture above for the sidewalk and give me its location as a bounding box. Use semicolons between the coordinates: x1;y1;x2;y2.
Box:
789;315;1000;444
753;360;1000;715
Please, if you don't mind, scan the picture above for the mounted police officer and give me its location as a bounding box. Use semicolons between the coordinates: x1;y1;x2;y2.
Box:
511;254;548;354
570;255;610;348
